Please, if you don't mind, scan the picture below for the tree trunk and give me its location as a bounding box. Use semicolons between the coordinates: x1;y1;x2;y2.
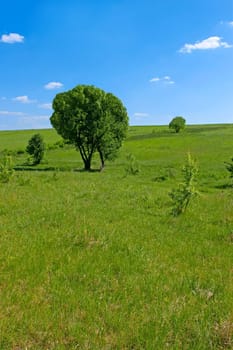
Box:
99;149;105;172
77;144;92;171
84;158;91;171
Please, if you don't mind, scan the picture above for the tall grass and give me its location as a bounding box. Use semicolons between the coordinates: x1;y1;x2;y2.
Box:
0;124;233;348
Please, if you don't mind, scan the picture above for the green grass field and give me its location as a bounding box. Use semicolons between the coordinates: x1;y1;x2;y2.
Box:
0;124;233;349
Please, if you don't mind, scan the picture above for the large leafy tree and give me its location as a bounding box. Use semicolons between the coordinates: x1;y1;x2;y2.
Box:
50;85;129;171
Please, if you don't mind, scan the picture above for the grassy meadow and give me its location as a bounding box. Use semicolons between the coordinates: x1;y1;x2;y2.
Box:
0;124;233;349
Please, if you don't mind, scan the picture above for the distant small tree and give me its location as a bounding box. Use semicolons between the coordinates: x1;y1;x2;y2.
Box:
169;116;186;133
26;133;45;165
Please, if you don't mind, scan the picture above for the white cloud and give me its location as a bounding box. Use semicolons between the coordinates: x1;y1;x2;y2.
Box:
149;77;160;82
38;103;52;110
163;76;175;84
220;20;233;27
0;33;24;44
1;97;7;100
134;112;149;118
180;36;232;53
0;110;26;116
150;75;175;84
13;95;36;104
44;81;63;90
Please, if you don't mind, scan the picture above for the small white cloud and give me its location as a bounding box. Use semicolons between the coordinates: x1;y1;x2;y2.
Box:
163;76;175;84
220;20;233;27
0;110;26;116
150;75;175;85
44;81;63;90
0;33;24;44
134;112;149;117
180;36;232;53
38;103;52;110
150;77;160;83
165;80;175;85
13;95;36;104
1;97;7;100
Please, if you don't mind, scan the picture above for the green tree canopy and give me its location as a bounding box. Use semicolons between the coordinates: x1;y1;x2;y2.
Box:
169;116;186;133
50;85;129;171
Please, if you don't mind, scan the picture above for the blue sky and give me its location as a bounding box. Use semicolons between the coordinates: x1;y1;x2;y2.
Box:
0;0;233;130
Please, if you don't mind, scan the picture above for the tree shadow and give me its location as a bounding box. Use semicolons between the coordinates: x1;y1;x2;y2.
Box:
73;168;100;173
215;183;233;190
14;166;101;173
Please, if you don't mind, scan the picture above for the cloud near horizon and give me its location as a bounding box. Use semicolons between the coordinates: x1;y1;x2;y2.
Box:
0;33;24;44
180;36;232;53
19;115;51;129
134;112;149;118
0;111;50;121
20;115;50;121
44;82;63;90
0;110;26;116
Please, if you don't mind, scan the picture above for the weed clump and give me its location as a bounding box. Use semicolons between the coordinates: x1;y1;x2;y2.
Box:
125;153;140;175
0;155;14;183
169;153;198;216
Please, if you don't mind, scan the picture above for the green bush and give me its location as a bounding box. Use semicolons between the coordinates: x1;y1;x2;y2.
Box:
225;158;233;181
26;133;45;165
54;140;65;148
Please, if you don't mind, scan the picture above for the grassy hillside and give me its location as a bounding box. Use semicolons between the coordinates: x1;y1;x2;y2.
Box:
0;124;233;349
